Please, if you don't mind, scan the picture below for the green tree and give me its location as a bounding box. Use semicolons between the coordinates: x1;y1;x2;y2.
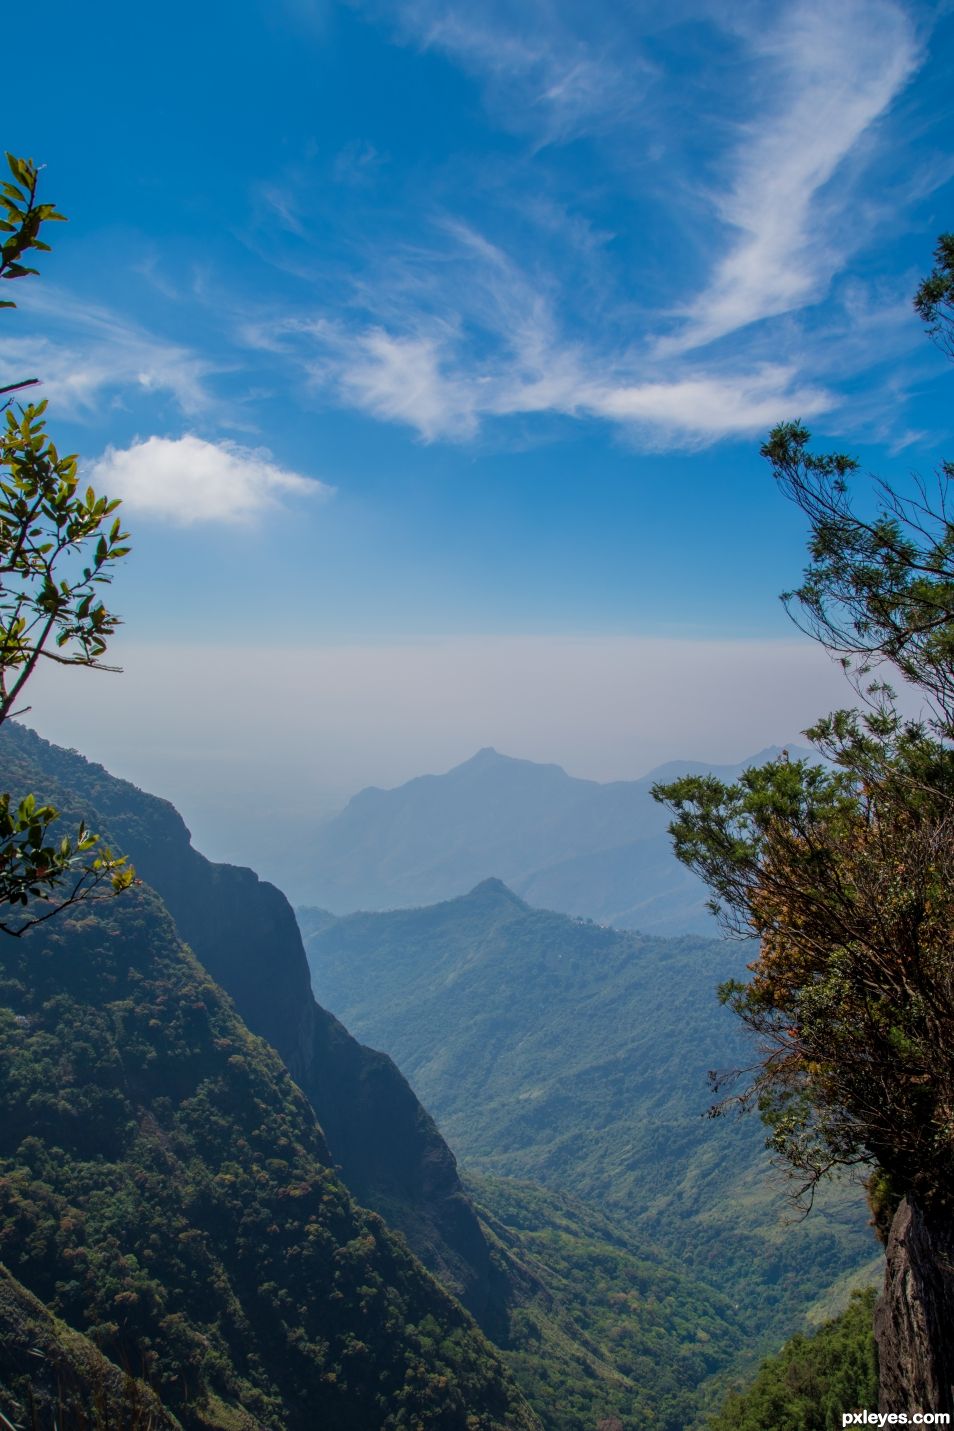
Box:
0;153;132;935
652;237;954;1218
709;1290;877;1431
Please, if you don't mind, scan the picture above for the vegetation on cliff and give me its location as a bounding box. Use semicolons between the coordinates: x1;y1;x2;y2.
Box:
0;718;510;1336
469;1175;747;1431
654;236;954;1217
0;885;537;1429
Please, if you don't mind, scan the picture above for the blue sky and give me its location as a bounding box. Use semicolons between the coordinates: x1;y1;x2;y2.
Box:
6;0;954;861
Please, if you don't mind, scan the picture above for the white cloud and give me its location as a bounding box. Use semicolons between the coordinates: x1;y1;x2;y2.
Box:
89;435;329;525
327;327;480;440
298;299;832;445
234;0;937;452
661;0;921;352
581;366;831;443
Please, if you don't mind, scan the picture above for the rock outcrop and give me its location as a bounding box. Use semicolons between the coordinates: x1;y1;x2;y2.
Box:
875;1196;954;1413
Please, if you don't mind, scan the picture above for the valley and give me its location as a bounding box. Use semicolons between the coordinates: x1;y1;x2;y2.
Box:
0;723;883;1428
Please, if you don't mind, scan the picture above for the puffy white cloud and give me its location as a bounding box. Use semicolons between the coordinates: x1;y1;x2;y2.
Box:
89;435;329;525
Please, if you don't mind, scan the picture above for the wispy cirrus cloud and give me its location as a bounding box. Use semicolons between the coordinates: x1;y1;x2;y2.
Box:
90;435;329;525
0;286;219;419
376;0;656;143
279;303;830;448
246;201;832;445
660;0;923;353
20;1;934;458
317;325;482;440
236;0;936;449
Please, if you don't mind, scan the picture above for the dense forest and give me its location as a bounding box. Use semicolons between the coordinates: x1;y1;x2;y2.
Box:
0;879;535;1428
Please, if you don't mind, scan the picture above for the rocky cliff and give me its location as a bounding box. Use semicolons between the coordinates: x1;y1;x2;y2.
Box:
875;1197;954;1414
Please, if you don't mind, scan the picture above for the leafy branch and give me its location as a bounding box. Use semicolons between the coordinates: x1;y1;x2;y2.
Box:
0;151;133;936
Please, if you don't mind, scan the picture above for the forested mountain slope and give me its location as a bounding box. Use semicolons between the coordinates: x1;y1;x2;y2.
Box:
468;1175;748;1431
708;1290;877;1431
0;722;791;1431
291;745;798;932
0;1264;182;1429
0;721;506;1333
0;887;536;1430
302;880;879;1344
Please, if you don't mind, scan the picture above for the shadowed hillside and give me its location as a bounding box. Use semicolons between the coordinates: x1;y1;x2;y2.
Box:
0;886;537;1429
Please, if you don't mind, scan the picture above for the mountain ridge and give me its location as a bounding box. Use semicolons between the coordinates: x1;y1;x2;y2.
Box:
301;877;879;1351
290;744;803;932
0;883;537;1429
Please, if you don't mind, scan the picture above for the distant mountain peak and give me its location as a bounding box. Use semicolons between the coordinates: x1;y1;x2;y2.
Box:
296;742;811;931
454;747;570;779
459;747;510;768
466;877;524;903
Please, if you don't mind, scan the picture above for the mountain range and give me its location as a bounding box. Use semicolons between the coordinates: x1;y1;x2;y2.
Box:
288;745;805;934
301;880;880;1348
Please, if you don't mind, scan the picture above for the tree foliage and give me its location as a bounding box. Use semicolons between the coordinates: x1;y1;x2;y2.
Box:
708;1290;877;1431
763;419;954;733
759;235;954;733
914;231;954;360
0;153;132;935
654;236;954;1215
0;152;65;307
656;712;954;1208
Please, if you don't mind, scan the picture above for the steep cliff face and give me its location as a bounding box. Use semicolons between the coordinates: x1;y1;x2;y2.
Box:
875;1197;954;1414
0;723;507;1332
